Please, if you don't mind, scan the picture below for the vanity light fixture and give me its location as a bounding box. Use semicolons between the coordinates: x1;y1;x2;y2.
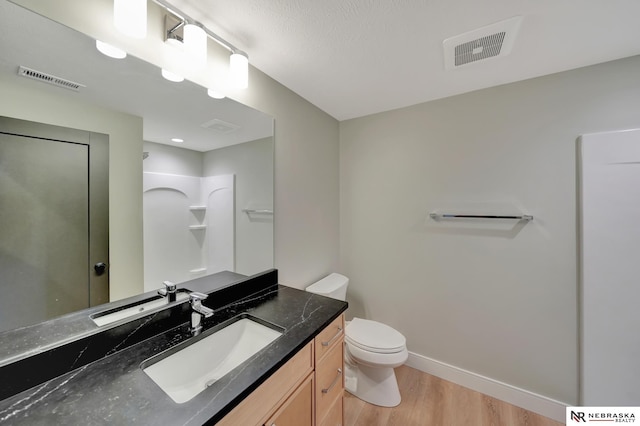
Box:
153;0;250;91
183;23;207;70
95;40;126;59
109;0;249;90
164;12;183;46
229;51;249;90
114;0;147;39
161;33;186;82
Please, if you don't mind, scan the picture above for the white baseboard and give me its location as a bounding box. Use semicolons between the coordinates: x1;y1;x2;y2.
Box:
405;352;567;423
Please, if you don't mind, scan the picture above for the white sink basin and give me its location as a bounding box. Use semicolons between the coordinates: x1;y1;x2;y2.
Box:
142;316;283;403
90;292;190;326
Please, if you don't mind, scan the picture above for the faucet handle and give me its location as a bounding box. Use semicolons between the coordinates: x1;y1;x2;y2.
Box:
163;281;177;292
189;291;208;303
158;280;177;297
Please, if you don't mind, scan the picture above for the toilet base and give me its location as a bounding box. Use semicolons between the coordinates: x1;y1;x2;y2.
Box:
345;362;402;407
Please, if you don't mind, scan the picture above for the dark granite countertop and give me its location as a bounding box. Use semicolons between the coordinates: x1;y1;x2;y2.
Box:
0;270;248;368
0;270;348;425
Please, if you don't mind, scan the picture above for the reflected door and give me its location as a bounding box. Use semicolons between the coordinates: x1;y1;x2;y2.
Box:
0;117;108;332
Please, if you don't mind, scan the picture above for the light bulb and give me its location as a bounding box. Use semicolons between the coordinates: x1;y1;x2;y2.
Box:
207;88;226;99
229;52;248;89
161;69;184;82
96;40;126;59
162;38;186;82
184;23;207;70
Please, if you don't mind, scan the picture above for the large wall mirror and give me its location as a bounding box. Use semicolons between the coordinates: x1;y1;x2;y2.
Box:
0;1;274;333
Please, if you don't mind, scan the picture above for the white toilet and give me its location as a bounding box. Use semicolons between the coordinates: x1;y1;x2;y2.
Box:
306;273;408;407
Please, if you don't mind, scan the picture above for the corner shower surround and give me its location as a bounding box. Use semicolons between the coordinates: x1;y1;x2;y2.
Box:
143;172;234;292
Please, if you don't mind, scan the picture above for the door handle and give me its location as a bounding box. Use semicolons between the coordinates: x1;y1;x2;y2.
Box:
322;368;342;394
94;262;107;276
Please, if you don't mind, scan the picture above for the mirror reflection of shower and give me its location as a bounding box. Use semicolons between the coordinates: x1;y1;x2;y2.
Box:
142;138;273;291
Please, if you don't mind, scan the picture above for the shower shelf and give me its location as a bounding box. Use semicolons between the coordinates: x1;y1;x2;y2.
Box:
188;225;207;230
242;209;274;215
189;206;207;211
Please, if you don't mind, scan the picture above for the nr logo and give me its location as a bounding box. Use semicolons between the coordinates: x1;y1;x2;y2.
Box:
571;411;586;422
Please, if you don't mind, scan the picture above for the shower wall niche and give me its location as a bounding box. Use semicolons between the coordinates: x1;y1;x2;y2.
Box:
143;172;234;292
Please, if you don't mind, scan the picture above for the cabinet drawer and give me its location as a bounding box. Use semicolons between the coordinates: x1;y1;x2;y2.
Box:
264;373;314;426
218;342;313;426
315;338;344;420
315;314;344;363
319;395;343;426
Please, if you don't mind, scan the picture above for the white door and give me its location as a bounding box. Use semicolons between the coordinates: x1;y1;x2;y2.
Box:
579;128;640;405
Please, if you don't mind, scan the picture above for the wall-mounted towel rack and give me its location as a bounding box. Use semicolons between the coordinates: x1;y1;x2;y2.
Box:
429;212;533;221
242;209;274;215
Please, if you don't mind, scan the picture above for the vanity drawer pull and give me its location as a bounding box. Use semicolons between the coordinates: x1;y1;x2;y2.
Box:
321;327;343;347
321;368;342;394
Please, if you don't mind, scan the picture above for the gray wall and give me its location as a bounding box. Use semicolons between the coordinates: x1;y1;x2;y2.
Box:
339;54;640;404
233;73;340;288
142;141;203;176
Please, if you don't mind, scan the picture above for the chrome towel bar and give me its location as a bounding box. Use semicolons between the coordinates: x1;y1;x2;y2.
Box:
429;212;533;221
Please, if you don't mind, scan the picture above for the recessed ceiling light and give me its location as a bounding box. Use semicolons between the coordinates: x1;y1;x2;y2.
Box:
171;138;184;143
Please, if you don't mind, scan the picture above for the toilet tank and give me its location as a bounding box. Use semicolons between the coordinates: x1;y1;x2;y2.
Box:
305;273;349;301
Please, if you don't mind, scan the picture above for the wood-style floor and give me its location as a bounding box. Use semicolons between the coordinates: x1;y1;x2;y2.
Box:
343;365;563;426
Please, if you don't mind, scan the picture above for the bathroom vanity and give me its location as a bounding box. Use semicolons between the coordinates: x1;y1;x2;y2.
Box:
0;270;347;425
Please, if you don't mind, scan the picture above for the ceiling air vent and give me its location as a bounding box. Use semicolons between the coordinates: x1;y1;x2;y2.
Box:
17;65;86;91
443;16;522;70
201;118;241;134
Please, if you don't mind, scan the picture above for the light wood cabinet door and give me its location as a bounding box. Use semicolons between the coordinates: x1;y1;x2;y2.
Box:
218;314;345;426
315;337;344;423
319;395;343;426
264;374;313;426
218;342;313;426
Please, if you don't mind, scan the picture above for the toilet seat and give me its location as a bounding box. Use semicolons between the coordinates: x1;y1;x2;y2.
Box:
345;340;408;369
345;318;406;354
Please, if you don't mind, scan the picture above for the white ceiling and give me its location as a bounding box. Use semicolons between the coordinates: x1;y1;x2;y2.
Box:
170;0;640;121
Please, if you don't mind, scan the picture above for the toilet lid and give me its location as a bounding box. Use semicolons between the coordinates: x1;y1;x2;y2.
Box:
345;318;406;354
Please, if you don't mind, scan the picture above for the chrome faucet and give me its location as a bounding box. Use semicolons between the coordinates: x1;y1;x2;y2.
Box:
158;280;178;302
189;292;214;336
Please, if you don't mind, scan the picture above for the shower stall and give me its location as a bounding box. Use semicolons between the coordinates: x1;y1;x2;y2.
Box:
143;172;234;292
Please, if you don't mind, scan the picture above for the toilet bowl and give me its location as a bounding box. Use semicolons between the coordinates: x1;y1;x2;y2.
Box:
344;318;408;407
306;273;408;407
